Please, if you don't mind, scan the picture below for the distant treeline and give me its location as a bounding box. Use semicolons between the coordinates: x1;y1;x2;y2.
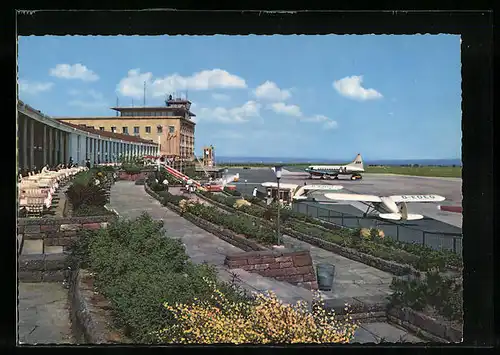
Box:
367;164;461;168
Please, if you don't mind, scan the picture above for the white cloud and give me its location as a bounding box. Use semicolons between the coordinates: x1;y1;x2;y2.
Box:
212;93;231;101
302;114;338;130
49;64;99;82
197;101;261;124
18;80;54;95
117;68;247;99
269;102;302;117
254;81;291;101
333;75;383;101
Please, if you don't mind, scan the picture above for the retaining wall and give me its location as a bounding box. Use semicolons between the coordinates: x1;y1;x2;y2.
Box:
225;249;318;290
18;216;116;252
69;269;129;344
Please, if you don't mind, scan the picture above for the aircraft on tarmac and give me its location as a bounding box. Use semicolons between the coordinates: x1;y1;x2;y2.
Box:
304;154;365;181
261;182;343;203
324;192;446;221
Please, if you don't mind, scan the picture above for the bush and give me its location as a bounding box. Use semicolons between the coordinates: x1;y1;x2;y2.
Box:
155;282;358;344
186;203;277;246
69;213;248;343
389;270;463;323
224;187;241;197
159;191;187;206
66;171;107;211
150;182;166;192
122;163;142;175
72;204;112;217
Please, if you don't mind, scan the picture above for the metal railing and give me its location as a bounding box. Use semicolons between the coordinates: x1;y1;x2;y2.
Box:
292;201;463;255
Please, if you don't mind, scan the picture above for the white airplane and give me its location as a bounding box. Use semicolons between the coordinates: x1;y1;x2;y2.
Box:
304;153;365;181
324;193;446;221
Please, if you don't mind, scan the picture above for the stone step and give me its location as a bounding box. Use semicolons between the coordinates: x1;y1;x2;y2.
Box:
21;239;44;255
44;246;64;254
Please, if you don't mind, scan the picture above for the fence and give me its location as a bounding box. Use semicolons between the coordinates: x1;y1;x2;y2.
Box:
293;201;463;255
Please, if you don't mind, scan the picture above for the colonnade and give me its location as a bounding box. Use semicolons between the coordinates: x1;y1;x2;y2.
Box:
18;110;158;170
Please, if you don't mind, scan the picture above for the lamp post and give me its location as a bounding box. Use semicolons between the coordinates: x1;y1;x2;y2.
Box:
274;165;283;246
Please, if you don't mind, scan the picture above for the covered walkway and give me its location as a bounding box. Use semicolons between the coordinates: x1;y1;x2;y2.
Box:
18;101;159;171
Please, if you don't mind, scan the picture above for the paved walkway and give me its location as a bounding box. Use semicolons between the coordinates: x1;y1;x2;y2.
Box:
108;182;424;343
18;283;74;344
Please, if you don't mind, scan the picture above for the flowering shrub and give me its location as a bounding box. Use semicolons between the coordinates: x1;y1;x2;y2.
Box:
155;278;358;344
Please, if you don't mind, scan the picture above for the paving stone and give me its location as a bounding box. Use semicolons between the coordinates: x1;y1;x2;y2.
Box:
21;239;44;255
18;282;74;344
44;246;64;254
361;322;424;343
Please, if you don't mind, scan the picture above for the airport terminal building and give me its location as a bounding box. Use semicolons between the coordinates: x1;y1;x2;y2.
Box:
18;101;158;170
55;97;196;161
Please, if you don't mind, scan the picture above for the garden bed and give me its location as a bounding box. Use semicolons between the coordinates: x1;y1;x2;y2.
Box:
65;167;116;217
67;212;360;344
144;184;268;252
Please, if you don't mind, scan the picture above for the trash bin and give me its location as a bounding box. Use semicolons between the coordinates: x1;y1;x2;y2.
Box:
316;264;335;291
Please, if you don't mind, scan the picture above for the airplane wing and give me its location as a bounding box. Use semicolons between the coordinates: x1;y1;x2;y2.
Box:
302;185;343;191
324;193;382;203
390;194;445;203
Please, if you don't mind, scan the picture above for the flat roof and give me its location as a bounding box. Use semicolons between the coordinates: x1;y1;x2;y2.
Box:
55;116;196;123
111;106;196;117
60;121;158;145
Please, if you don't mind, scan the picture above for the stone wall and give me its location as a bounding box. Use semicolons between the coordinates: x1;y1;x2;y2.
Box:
18;216;116;253
70;269;130;344
387;306;462;343
225;249;318;290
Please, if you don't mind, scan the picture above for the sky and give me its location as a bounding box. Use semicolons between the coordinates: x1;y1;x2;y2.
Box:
17;35;462;160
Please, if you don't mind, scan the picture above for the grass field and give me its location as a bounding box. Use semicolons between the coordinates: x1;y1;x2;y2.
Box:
220;163;462;178
364;166;462;178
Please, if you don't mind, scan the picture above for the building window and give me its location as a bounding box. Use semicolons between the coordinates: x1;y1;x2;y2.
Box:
145;126;151;133
169;125;175;134
157;125;163;134
122;127;129;135
99;127;105;131
111;126;117;133
134;126;140;135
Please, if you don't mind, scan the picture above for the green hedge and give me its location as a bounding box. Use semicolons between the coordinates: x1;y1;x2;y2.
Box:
121;163;142;175
223;187;242;196
389;270;463;323
66;170;108;215
69;213;249;343
160;191;277;246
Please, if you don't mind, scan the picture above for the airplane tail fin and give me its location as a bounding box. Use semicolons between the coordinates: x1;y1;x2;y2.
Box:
347;153;364;170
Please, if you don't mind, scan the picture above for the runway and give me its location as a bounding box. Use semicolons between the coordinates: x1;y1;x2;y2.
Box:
226;167;463;254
